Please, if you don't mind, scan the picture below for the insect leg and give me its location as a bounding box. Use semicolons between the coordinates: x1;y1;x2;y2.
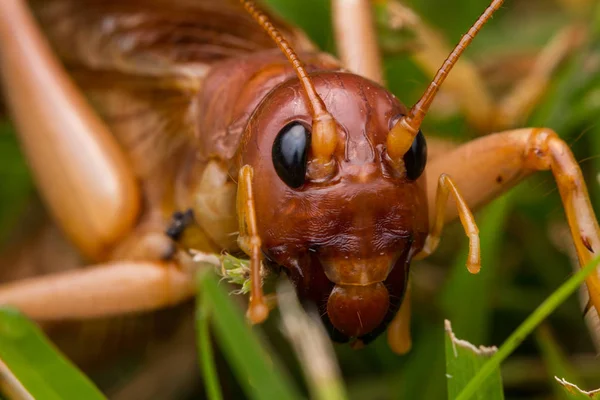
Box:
0;262;195;320
495;26;584;130
237;165;269;324
426;128;600;319
332;0;384;84
414;174;481;274
0;0;140;261
387;284;412;354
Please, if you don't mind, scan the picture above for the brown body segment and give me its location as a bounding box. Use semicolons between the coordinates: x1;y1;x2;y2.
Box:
236;70;428;339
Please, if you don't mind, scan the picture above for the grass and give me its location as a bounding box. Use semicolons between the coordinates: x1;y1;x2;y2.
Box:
4;251;600;399
0;308;106;400
1;0;600;399
457;254;600;399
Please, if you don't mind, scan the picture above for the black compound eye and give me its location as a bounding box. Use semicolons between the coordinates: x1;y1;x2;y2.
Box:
272;121;310;188
403;129;427;180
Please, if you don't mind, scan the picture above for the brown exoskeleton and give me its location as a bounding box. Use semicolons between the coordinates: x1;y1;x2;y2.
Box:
0;0;599;366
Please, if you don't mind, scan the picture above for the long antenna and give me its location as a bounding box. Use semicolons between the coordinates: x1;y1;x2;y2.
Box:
387;0;504;162
240;0;338;165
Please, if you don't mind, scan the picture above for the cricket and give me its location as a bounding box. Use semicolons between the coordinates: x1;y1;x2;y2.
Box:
0;0;598;398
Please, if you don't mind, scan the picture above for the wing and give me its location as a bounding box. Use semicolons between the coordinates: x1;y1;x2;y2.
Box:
29;0;316;179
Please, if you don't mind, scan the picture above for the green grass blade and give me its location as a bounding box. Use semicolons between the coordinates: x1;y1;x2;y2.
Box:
0;308;105;400
554;378;600;399
197;272;302;400
535;325;582;400
457;253;600;400
445;320;504;400
536;325;600;399
398;324;446;400
196;289;224;400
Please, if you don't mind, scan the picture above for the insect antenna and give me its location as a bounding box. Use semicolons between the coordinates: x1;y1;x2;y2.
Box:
387;0;504;161
240;0;337;166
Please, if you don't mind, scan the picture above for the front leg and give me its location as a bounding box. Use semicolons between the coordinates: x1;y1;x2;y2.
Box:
237;165;269;324
414;173;480;274
425;128;600;318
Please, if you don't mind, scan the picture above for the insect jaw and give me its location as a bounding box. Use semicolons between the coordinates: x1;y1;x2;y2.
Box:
327;283;390;337
319;250;413;339
318;254;397;286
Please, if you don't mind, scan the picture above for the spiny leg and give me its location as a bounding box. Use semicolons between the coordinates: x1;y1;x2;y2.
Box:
332;0;384;84
425;128;600;319
237;165;269;324
0;262;195;320
414;174;481;275
0;0;140;260
387;283;412;354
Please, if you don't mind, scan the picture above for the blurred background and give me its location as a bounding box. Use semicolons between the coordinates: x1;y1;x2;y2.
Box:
1;0;600;399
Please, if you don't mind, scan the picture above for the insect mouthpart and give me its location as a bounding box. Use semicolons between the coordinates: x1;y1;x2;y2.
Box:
327;283;389;337
316;251;411;340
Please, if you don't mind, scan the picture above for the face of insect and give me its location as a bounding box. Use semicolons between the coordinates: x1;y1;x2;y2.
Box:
239;71;429;343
